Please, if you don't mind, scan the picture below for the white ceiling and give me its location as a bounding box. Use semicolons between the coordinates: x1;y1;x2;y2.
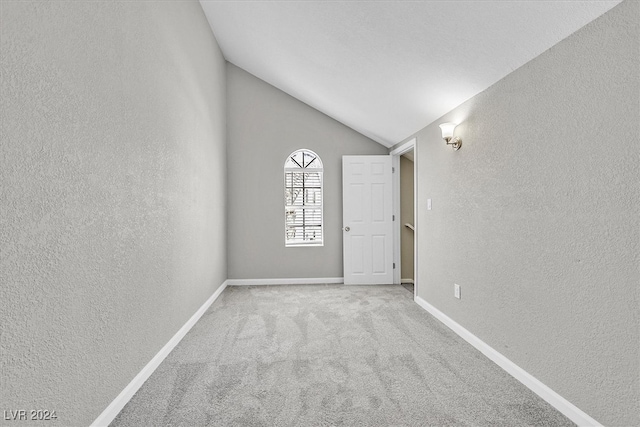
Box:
200;1;621;147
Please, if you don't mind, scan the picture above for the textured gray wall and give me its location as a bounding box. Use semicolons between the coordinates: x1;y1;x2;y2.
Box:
227;64;387;280
392;2;638;425
0;2;227;426
400;156;414;281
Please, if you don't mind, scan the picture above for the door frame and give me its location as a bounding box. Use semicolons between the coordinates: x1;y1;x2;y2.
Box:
390;138;417;299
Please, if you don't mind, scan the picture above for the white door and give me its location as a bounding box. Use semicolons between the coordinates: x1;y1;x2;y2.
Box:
342;155;394;285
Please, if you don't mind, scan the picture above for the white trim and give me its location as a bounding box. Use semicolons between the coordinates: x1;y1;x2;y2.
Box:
91;280;229;427
414;296;603;427
226;277;343;286
390;138;416;287
390;138;417;156
401;279;415;285
413;139;418;301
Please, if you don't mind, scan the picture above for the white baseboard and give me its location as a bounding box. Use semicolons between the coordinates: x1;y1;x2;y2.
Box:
401;279;415;285
226;277;344;286
414;296;602;427
91;280;229;427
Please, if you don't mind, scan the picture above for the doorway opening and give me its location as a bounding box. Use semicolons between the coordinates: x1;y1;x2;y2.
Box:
391;138;417;299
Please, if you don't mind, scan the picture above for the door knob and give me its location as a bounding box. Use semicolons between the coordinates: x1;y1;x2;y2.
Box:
344;226;350;232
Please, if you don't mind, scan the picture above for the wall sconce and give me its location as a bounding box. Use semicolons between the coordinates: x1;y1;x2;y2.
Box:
439;122;462;150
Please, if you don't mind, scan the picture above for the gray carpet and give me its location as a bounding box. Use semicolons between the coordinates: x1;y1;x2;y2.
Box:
111;284;573;427
401;282;414;294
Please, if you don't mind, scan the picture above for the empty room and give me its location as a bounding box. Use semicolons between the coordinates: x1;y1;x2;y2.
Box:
1;1;638;426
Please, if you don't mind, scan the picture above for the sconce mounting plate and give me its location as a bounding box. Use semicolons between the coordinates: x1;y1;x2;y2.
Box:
445;136;462;150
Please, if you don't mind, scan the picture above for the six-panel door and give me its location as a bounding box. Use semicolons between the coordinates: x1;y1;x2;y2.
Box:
342;155;393;285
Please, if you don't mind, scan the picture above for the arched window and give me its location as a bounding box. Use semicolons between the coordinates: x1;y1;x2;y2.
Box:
284;149;323;246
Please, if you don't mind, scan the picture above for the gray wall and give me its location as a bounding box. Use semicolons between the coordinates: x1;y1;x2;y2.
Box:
0;2;227;426
392;1;638;425
227;64;387;280
400;156;414;281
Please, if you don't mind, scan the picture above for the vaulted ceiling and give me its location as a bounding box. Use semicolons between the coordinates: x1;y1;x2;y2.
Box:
200;1;621;147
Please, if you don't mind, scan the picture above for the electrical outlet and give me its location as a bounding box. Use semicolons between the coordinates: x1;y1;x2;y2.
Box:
454;284;461;299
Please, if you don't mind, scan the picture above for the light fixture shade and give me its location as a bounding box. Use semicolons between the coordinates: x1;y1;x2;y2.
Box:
439;122;457;140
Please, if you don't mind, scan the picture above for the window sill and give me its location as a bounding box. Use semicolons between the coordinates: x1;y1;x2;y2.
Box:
285;242;324;248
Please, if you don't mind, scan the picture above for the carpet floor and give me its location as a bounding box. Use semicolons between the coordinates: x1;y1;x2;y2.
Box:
401;282;414;294
110;284;573;427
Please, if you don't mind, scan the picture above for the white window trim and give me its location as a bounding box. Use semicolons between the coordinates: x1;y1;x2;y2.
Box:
284;149;324;247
